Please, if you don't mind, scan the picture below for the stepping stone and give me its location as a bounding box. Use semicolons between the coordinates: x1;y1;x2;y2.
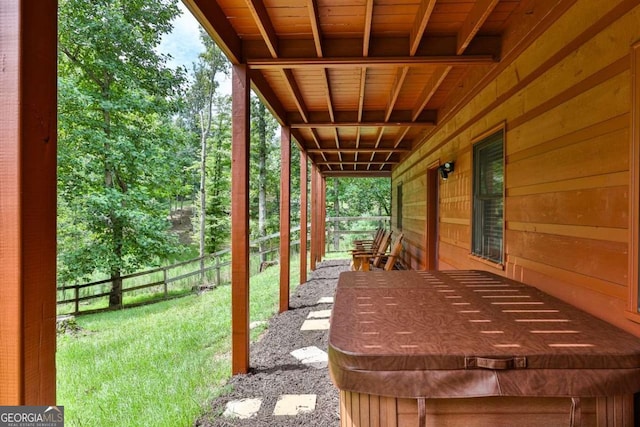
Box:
223;398;262;419
290;346;328;369
250;320;267;329
300;318;330;331
273;394;317;416
307;309;332;319
317;297;334;304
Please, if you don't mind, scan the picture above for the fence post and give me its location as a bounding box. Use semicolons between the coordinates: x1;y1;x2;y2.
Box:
163;267;168;298
215;255;221;286
74;286;79;315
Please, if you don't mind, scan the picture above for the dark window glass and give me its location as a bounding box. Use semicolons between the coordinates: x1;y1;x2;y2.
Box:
472;132;504;263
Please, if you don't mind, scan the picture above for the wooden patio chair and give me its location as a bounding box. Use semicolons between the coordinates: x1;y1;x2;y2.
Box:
353;233;403;271
350;230;391;271
351;227;384;252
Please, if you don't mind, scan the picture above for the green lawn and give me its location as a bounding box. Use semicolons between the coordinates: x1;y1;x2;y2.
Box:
57;259;302;427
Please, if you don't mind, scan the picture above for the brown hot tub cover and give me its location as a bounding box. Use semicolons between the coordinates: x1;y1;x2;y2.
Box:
328;270;640;399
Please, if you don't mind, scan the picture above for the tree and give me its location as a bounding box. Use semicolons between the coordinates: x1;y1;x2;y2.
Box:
57;0;185;307
249;96;280;261
183;29;230;275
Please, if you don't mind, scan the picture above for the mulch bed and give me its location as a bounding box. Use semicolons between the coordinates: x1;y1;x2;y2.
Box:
195;259;349;427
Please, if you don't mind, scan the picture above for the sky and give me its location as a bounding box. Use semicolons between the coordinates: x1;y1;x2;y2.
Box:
158;2;231;94
158;2;204;71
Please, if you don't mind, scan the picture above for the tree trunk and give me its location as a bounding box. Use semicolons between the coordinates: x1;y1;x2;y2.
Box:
199;127;207;281
257;103;268;263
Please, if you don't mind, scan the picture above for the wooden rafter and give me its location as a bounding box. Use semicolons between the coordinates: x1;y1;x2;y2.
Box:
248;55;496;69
409;0;438;56
323;170;391;177
385;67;410;122
282;69;309;123
288;110;436;127
309;128;330;165
316;160;399;165
358;68;367;122
323;69;335;122
246;0;279;58
457;0;500;55
363;0;374;56
382;127;411;166
307;148;410;154
412;66;452;122
307;0;323;57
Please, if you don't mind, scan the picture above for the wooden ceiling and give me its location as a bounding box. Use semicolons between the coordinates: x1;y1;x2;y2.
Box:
184;0;521;176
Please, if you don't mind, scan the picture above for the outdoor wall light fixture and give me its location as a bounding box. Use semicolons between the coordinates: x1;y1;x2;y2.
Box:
438;162;455;180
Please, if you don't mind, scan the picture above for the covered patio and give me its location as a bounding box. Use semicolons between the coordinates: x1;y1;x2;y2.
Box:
3;2;640;425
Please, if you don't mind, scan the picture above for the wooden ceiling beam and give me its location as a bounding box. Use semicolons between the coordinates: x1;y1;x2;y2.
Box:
363;0;374;56
323;69;335;122
250;70;288;125
409;0;438;56
316;160;399;165
382;127;411;166
243;36;501;58
457;0;500;55
411;65;451;122
246;0;279;58
307;0;323;57
248;55;496;69
385;66;409;122
282;69;309;123
288;109;436;127
184;0;242;64
322;170;391;177
307;148;410;154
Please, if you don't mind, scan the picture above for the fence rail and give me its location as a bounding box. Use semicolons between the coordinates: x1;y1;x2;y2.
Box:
57;216;389;316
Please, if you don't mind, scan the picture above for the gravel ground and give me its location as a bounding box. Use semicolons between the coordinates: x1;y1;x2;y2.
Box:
195;259;349;427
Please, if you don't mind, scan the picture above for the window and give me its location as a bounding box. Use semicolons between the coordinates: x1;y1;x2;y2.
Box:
472;131;504;264
397;183;403;230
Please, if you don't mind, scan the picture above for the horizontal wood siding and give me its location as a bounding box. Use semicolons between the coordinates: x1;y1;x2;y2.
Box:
392;0;640;335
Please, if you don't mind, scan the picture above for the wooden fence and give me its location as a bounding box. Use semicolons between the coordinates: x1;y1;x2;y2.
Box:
57;216;389;316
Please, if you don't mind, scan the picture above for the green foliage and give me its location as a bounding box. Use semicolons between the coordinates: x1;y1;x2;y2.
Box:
328;177;391;217
57;0;186;289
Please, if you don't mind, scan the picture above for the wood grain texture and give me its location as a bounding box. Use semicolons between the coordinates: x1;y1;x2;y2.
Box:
0;0;57;405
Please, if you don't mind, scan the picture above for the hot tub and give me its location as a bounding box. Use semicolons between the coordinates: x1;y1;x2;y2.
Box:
328;270;640;426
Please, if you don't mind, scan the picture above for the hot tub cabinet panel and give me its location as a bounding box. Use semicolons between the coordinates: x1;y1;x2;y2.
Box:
329;271;640;427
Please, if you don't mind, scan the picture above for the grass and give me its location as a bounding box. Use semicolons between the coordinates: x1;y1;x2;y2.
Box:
57;257;303;427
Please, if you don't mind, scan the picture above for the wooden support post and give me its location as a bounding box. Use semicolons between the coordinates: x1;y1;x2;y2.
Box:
310;164;318;271
299;152;308;283
279;126;291;313
231;64;250;375
0;0;57;404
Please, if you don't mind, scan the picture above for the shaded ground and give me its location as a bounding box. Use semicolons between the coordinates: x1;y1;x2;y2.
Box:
195;260;349;427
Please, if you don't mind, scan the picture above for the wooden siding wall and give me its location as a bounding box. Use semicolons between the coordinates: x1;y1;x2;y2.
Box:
392;0;640;335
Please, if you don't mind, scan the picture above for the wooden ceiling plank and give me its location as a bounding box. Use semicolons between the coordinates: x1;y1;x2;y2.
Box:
184;0;242;64
282;69;309;123
385;66;410;122
291;121;434;128
363;0;374;56
411;65;452;121
457;0;501;55
247;55;497;69
309;128;329;164
409;0;438;56
246;0;279;58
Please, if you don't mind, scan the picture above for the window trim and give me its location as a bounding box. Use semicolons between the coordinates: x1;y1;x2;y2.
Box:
397;182;403;230
470;124;506;266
